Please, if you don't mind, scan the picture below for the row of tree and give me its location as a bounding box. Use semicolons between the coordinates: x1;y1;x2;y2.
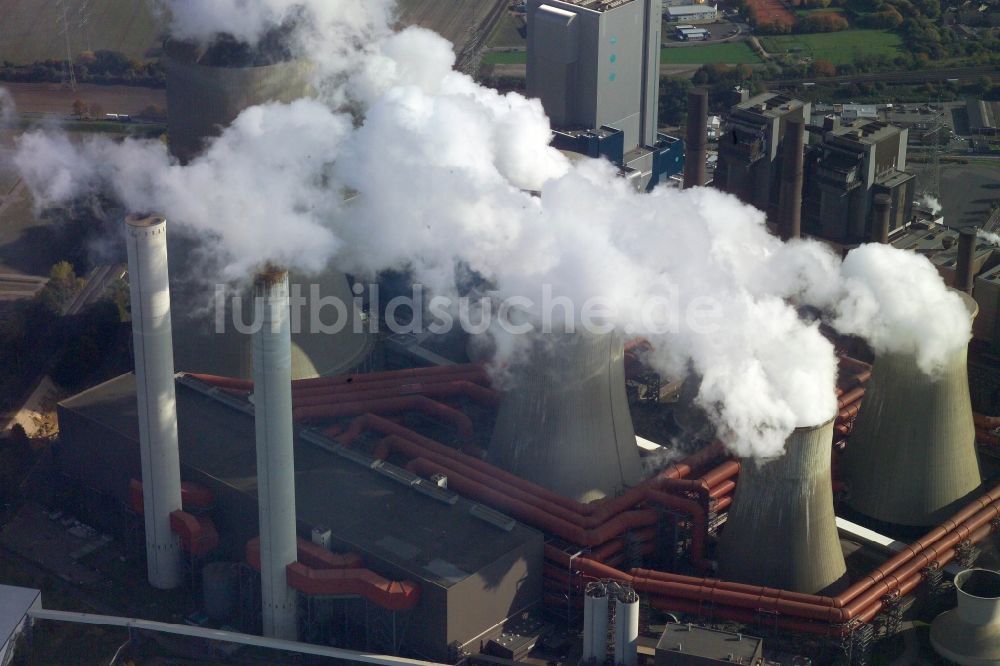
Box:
0;50;165;87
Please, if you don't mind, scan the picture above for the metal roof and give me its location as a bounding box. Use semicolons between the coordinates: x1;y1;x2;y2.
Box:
0;585;40;655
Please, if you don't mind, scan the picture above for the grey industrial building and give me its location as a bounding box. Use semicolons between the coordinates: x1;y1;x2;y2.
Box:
526;0;683;190
801;119;915;249
54;373;543;660
713;93;811;218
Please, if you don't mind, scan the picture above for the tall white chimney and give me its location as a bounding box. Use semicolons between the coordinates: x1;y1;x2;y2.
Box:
251;267;299;640
124;213;183;590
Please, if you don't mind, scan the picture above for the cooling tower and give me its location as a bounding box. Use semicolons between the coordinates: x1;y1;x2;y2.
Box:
252;268;299;640
171;269;371;380
843;291;981;527
717;418;847;594
124;214;184;590
487;330;643;503
165;39;314;164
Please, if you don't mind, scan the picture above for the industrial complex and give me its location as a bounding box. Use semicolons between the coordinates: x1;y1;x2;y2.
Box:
5;1;1000;666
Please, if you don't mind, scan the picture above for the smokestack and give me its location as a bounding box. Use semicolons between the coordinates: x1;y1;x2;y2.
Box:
872;193;892;244
843;292;981;527
251;267;299;639
777;117;805;241
956;227;977;295
583;582;609;663
613;585;639;666
124;213;183;590
683;89;708;190
717;418;847;594
488;330;642;502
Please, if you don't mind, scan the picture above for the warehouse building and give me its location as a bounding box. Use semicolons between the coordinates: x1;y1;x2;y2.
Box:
666;4;718;23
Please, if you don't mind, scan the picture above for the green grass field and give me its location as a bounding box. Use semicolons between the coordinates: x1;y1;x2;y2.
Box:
661;42;761;65
483;50;527;65
0;0;162;64
761;29;902;65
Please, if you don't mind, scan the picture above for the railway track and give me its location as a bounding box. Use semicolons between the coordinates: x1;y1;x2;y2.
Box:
765;64;1000;88
455;0;510;74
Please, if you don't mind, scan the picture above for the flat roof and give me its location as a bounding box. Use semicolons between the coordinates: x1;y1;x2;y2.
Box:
657;623;762;662
0;585;40;652
733;92;807;121
60;374;541;590
668;4;717;13
543;0;640;12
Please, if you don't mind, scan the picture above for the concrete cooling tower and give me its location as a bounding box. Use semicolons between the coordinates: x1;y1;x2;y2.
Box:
717;418;847;594
164;36;370;380
843;291;981;528
487;331;643;503
165;38;313;164
171;270;371;380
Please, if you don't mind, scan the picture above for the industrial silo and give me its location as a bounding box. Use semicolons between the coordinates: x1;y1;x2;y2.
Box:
717;418;847;594
487;330;643;503
165;37;313;164
843;291;981;527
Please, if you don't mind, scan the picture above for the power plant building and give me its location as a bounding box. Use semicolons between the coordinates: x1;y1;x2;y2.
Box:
801;119;915;249
713;93;811;219
55;374;543;659
526;0;682;190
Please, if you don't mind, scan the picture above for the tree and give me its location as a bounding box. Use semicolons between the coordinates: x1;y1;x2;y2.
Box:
88;102;104;119
659;77;693;125
37;261;80;313
72;98;87;117
811;59;837;77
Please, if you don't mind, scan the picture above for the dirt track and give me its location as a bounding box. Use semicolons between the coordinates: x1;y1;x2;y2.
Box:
0;81;164;116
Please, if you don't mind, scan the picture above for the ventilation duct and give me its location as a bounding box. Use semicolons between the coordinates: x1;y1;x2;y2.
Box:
488;330;642;502
124;213;183;590
717;418;847;594
931;568;1000;665
251;268;299;640
843;291;981;527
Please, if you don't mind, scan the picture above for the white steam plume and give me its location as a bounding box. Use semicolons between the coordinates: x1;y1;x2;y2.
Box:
979;230;1000;246
9;3;971;458
919;193;943;216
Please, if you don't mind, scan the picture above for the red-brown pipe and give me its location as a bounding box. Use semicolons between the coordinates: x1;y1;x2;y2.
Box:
292;370;491;399
292;363;487;389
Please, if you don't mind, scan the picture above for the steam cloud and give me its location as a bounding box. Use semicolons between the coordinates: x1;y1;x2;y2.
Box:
0;87;15;127
7;1;972;458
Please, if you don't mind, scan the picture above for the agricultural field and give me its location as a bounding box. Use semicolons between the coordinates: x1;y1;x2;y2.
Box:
482;50;528;65
487;10;527;48
661;42;761;65
395;0;506;52
0;0;162;64
761;29;903;65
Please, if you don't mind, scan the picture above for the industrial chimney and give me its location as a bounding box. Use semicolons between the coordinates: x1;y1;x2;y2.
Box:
124;213;183;590
956;227;977;295
777;117;805;241
251;267;299;640
930;568;1000;665
488;330;642;502
613;584;639;666
843;291;981;527
871;193;891;244
717;418;847;594
683;90;708;190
